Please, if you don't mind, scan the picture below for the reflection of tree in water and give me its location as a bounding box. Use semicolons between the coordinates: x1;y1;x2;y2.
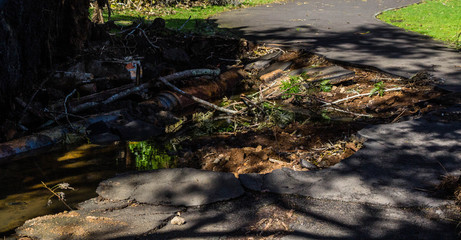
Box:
128;141;176;170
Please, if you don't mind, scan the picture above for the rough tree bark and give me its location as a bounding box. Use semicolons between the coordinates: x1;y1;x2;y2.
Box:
0;0;90;124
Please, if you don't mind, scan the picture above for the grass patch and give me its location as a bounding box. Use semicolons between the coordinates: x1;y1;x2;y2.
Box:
99;0;282;33
378;0;461;48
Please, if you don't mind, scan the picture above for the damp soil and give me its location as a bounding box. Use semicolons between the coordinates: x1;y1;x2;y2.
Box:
170;57;447;175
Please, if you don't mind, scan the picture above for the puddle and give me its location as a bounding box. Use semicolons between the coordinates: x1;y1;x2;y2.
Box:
0;142;176;236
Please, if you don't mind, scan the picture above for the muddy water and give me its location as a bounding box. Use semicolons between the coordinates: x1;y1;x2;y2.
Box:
0;144;126;236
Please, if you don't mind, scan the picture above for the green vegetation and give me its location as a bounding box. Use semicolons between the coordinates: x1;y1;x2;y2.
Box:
280;74;306;100
129;141;176;170
369;81;385;97
319;79;332;92
192;111;235;134
100;0;282;32
378;0;461;47
262;102;295;127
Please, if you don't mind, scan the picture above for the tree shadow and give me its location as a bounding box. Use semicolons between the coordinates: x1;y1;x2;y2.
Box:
210;3;461;91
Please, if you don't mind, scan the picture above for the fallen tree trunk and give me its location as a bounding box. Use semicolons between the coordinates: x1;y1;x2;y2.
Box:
0;112;122;164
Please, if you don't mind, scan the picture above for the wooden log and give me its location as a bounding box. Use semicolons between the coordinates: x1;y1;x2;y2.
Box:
0;111;122;164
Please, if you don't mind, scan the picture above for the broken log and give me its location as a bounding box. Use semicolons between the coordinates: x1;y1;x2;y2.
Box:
157;69;243;114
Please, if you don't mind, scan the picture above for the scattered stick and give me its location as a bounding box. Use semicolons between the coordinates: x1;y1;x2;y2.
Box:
391;109;407;123
41;181;74;211
18;78;50;126
323;87;403;106
178;16;191;31
139;29;160;50
241;95;265;114
102;82;150;105
162;68;220;82
269;158;286;165
15;97;44;119
325;107;373;118
64;89;77;129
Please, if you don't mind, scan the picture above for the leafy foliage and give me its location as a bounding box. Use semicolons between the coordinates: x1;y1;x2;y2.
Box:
280;75;304;100
319;79;332;92
129;141;176;170
262;102;295;127
369;81;385;97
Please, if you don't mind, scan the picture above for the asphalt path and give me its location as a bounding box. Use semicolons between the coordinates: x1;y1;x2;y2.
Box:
215;0;461;92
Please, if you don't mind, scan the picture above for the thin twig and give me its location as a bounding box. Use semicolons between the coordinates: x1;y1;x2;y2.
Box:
269;158;287;165
64;89;77;129
178;16;191;31
41;181;73;211
241;95;266;114
125;22;142;37
391;109;407;123
323;87;403;106
18;78;50;126
325;106;373;118
139;29;160;50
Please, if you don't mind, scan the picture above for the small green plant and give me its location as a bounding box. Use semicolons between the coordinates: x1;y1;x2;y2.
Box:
191;111;237;134
262;101;295;127
280;75;304;100
369;81;385;96
319;79;332;92
321;110;331;121
219;96;231;107
42;182;75;210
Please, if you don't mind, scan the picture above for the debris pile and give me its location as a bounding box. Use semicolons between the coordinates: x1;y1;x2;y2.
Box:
0;19;449;173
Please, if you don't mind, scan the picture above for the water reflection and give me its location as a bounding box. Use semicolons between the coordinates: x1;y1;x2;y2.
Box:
127;141;176;170
0;140;178;236
0;144;120;236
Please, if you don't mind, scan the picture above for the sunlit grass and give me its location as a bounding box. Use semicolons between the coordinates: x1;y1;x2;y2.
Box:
378;0;461;48
98;0;283;32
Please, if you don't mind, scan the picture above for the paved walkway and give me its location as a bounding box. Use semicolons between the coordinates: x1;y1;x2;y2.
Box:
215;0;461;92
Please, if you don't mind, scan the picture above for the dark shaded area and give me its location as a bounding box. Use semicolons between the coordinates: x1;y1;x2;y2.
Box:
137;192;457;240
213;0;461;92
0;0;90;123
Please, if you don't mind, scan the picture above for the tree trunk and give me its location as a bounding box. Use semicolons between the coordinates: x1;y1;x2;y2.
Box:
0;0;90;123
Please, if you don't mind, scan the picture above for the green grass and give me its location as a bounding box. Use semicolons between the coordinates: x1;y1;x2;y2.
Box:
100;0;282;33
378;0;461;48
